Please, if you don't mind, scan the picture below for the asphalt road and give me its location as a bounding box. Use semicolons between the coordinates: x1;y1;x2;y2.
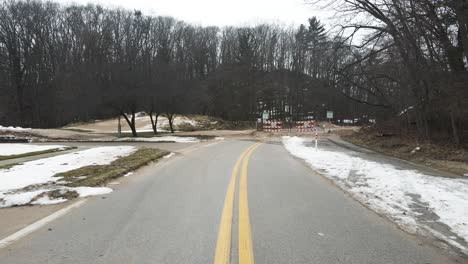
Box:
0;139;463;263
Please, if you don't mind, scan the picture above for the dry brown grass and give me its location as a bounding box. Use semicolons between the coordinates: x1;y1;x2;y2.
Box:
0;147;76;161
341;128;468;176
55;148;169;187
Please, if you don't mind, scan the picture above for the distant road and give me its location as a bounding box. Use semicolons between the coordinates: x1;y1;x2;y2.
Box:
0;140;462;263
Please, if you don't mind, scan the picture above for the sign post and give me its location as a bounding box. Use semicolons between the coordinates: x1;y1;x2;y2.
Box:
315;128;318;150
286;116;291;134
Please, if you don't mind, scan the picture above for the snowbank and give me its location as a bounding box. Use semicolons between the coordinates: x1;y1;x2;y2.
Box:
163;152;176;159
116;136;199;143
0;143;67;156
0;125;31;132
1;190;46;208
71;186;113;197
283;136;468;253
31;195;67;205
0;146;136;207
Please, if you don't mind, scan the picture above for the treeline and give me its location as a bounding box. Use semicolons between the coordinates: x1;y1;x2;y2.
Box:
0;0;369;133
326;0;468;145
0;0;467;145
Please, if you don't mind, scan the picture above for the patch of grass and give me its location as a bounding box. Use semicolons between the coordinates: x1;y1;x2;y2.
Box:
111;131;161;138
341;129;468;176
176;122;196;131
111;131;215;140
47;189;79;200
55;148;169;187
177;135;215;140
60;128;94;133
0;146;76;161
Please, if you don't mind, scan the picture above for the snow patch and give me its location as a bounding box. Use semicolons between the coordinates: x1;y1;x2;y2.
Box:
163;153;176;159
122;129;155;133
399;106;414;116
70;187;112;197
0;125;31;132
0;144;67;156
0;146;135;207
0;190;46;207
0;146;135;191
410;146;421;154
32;195;67;205
0;186;115;207
283;136;468;252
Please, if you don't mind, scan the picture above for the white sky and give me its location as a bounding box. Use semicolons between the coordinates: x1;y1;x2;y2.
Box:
55;0;331;27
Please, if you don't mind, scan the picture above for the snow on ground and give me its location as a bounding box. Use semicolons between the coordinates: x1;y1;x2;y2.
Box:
0;125;31;132
31;195;67;205
115;136;200;143
122;129;156;133
71;186;113;197
0;146;136;207
77;114;199;134
163;152;176;159
0;143;68;156
283;136;468;253
1;190;46;208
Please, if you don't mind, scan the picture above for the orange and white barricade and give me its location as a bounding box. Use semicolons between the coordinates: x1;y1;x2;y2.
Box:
263;120;283;132
295;120;316;132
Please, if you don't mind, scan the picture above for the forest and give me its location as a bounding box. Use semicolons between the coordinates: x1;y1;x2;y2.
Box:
0;0;467;145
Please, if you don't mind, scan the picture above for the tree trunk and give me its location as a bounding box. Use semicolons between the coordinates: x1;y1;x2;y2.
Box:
423;114;430;142
16;83;24;126
449;110;460;146
121;110;138;137
166;113;175;133
148;112;160;134
454;0;468;64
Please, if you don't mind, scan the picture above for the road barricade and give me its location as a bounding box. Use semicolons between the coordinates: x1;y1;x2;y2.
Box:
295;120;315;132
263;120;283;132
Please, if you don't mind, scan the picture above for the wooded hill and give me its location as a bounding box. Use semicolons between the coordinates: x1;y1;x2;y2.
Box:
0;0;467;145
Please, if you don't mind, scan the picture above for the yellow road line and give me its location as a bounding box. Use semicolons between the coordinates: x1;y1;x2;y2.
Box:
214;143;261;264
238;143;262;264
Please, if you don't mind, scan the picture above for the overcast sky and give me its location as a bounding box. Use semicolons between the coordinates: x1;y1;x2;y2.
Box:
55;0;331;27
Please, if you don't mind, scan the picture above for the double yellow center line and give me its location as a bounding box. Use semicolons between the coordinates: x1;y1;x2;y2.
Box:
214;142;262;264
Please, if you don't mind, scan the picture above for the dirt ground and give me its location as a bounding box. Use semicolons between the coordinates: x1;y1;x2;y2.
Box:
66;115;199;133
65;114;252;134
0;114;255;142
336;128;468;177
